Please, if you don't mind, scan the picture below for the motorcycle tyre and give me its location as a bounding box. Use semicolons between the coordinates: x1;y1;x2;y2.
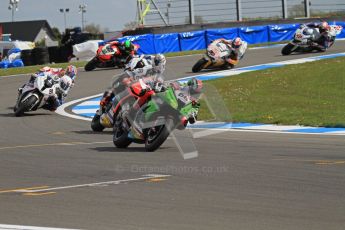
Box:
91;114;105;132
84;58;97;71
281;43;295;55
113;115;132;148
144;118;174;152
192;58;208;73
14;95;38;117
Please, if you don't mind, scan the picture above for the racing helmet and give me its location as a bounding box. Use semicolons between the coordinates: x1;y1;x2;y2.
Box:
232;37;242;49
59;75;73;92
65;65;77;80
153;54;166;74
320;21;329;30
187;78;203;95
125;56;149;79
124;40;132;50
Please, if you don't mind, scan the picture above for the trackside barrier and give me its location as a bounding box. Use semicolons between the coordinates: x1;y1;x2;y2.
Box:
205;27;238;45
104;21;345;54
239;25;269;44
328;21;345;39
268;24;300;42
154;33;181;53
119;34;156;55
178;30;207;51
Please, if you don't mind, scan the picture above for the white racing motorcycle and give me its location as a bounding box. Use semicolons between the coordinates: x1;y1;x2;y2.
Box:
14;75;61;116
281;24;343;55
192;40;247;73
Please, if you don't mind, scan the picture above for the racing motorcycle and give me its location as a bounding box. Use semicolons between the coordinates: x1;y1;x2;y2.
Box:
14;75;61;117
281;24;343;55
192;41;245;73
113;79;200;151
91;74;132;132
92;77;200;151
84;43;139;71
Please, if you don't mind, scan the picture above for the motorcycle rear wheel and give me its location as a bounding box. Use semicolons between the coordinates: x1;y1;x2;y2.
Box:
144;118;174;152
14;95;38;117
192;58;208;73
91;114;105;132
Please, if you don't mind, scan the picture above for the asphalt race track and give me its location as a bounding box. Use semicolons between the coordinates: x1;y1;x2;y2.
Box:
1;43;345;230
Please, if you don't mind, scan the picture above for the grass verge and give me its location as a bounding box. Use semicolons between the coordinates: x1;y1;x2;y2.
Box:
198;57;345;127
0;61;87;77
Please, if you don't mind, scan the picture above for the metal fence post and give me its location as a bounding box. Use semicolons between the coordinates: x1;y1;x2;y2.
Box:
189;0;195;24
236;0;242;21
282;0;287;19
304;0;310;18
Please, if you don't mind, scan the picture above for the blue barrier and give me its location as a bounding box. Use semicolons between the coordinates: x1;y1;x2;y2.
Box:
179;30;206;51
329;21;345;39
268;24;300;42
99;21;345;55
119;34;156;54
154;33;180;53
205;28;238;45
239;25;269;44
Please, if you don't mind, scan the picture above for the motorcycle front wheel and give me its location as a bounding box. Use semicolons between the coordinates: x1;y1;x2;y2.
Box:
84;58;97;71
14;95;38;117
113;114;132;148
144;118;174;152
281;43;296;55
192;58;209;73
91;114;105;132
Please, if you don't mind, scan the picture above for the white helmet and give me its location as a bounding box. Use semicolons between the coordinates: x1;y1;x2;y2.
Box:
153;54;166;74
59;75;73;95
125;55;151;79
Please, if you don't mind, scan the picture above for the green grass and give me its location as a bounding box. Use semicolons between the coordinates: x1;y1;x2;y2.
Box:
0;61;87;77
198;57;345;127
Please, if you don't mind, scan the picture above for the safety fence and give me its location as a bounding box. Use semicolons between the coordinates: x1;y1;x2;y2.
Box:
110;21;345;55
141;0;345;27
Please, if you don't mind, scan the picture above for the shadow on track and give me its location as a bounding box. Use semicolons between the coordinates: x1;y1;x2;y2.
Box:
90;146;173;153
73;130;113;135
0;112;51;117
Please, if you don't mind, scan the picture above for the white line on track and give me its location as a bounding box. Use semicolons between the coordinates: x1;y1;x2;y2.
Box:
15;174;171;193
0;224;81;230
56;93;102;121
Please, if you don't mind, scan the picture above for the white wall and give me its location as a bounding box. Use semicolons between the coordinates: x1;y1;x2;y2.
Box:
34;28;58;47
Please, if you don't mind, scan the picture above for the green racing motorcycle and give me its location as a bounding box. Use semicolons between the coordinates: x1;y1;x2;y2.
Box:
112;78;201;152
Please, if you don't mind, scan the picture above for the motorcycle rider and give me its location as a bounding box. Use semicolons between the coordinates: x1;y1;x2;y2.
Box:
100;54;166;108
103;39;137;62
19;65;77;111
210;37;247;66
305;21;332;51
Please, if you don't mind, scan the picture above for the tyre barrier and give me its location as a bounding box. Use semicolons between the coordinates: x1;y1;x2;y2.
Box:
21;49;34;66
32;47;50;65
59;46;71;63
48;46;60;63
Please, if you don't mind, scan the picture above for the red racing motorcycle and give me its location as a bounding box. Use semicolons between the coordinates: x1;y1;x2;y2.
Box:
84;43;139;71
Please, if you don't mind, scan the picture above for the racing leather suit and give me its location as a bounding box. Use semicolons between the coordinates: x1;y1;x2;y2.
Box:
306;23;332;51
